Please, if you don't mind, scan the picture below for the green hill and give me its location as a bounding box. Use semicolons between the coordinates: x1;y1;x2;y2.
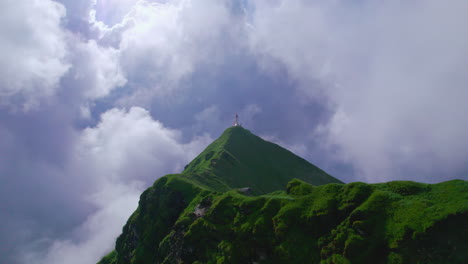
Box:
98;127;468;264
181;126;342;194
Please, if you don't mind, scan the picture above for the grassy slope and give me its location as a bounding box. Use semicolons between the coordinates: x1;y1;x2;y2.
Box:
97;127;467;263
182;126;342;194
99;178;467;264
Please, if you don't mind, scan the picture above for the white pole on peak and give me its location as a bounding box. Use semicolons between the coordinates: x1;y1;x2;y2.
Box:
233;113;240;127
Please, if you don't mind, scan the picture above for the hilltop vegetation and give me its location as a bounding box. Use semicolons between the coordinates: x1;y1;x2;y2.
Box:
182;126;342;194
98;127;467;264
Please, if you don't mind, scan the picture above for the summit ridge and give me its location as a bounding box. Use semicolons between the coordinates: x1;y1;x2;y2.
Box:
97;127;467;264
182;126;342;194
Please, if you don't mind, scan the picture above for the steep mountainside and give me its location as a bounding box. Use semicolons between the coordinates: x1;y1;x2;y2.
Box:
98;127;467;264
181;126;342;194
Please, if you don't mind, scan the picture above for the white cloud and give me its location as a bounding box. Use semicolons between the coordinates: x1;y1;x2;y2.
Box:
77;107;210;187
249;0;468;182
22;107;211;264
248;0;333;88
0;0;130;111
196;105;220;122
71;39;127;99
8;0;468;262
0;0;70;110
107;0;237;99
21;184;141;264
92;0;139;27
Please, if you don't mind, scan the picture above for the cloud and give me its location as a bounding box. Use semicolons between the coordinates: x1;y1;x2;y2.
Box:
0;0;126;111
193;105;222;132
54;0;95;32
238;104;262;127
261;134;308;158
109;0;240;101
0;0;70;110
92;0;142;27
20;107;211;264
0;108;84;264
70;39;127;100
76;107;210;188
248;0;468;182
3;0;468;262
20;184;141;264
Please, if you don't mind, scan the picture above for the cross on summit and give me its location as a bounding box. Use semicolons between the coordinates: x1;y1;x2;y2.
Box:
233;113;241;127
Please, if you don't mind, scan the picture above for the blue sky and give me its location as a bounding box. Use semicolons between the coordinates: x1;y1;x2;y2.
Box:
1;0;467;263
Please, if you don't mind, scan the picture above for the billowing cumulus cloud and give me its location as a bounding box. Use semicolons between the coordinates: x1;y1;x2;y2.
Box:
248;0;468;182
70;39;127;99
0;0;69;110
20;107;211;264
0;0;128;111
76;107;210;188
107;0;242;102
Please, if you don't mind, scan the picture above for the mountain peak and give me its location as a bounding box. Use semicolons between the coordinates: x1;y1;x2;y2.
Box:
98;126;467;264
217;125;252;145
183;126;342;194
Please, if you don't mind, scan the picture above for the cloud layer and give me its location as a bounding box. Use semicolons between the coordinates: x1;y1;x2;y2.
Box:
19;107;210;264
0;0;69;110
0;0;467;263
248;0;468;181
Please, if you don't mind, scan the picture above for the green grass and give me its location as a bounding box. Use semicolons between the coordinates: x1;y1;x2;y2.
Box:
182;126;342;194
98;251;117;264
99;178;467;264
97;127;467;264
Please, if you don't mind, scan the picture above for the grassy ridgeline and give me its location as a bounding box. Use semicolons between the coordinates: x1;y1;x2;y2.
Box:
99;177;467;264
98;127;467;263
182;126;342;194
